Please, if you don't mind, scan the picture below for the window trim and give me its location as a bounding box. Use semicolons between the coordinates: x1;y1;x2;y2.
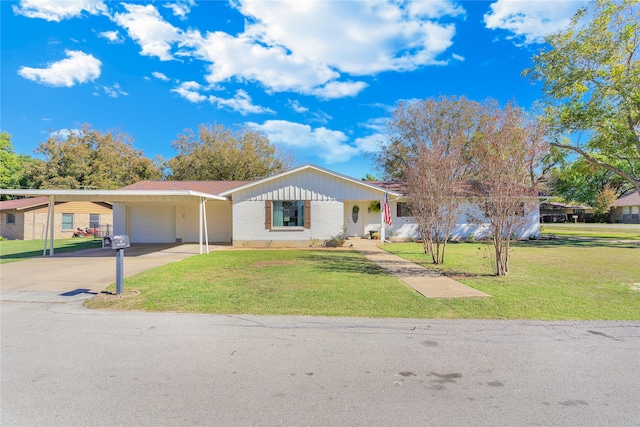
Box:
6;213;16;224
61;213;74;231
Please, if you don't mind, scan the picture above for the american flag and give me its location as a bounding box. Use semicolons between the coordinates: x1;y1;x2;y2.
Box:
383;192;392;226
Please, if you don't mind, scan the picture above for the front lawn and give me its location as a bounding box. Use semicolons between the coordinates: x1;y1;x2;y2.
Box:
0;238;102;264
540;223;640;239
86;241;640;320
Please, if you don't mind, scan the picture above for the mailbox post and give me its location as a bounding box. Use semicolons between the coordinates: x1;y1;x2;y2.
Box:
102;235;130;295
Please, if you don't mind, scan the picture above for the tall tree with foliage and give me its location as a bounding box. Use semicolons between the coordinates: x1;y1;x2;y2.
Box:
376;96;486;180
386;97;486;264
524;0;640;193
24;124;162;189
0;132;26;195
168;124;289;181
471;103;548;276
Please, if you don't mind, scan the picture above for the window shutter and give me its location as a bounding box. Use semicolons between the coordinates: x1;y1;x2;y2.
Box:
265;200;271;230
304;200;311;229
396;203;401;218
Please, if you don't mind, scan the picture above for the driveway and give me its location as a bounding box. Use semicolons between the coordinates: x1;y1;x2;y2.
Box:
0;244;203;302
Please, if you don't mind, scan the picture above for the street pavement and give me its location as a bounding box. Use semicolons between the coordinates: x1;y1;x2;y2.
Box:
1;299;638;426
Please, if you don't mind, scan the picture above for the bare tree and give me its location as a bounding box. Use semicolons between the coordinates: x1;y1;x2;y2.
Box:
387;96;484;264
471;103;548;276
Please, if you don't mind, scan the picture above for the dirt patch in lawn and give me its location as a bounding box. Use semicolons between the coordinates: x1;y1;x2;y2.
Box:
251;260;297;268
92;289;141;301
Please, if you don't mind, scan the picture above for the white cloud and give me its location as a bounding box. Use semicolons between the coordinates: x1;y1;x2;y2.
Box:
208;90;275;115
102;83;128;98
152;71;170;81
312;81;368;100
181;29;339;94
452;53;465;62
13;0;107;22
246;120;360;163
112;3;182;60
171;81;207;103
484;0;586;45
50;128;80;140
354;134;383;153
237;0;462;75
287;99;308;114
164;0;196;19
176;0;463;99
18;50;101;87
98;30;124;43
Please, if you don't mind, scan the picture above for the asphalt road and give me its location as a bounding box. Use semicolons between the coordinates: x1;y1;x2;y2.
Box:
1;300;638;426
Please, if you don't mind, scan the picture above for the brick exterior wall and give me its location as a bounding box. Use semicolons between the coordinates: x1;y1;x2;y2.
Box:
1;202;113;240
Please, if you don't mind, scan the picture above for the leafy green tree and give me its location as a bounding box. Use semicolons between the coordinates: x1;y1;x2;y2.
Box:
24;124;162;189
0;132;25;193
524;0;640;193
550;157;632;205
361;173;377;181
592;183;618;221
168;123;287;181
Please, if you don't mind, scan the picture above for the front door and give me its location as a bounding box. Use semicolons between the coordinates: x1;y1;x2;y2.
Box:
345;202;363;237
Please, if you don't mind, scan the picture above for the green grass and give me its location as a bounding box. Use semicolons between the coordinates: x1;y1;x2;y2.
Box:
86;242;640;320
86;250;416;317
540;224;640;239
383;240;640;320
0;238;102;264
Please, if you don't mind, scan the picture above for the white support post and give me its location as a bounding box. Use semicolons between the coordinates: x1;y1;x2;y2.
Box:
49;195;55;256
199;197;203;254
43;197;52;256
380;198;386;243
202;198;209;254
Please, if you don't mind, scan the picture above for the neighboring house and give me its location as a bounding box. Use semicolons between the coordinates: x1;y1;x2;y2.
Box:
539;201;593;223
610;190;640;223
0;197;113;240
0;165;541;249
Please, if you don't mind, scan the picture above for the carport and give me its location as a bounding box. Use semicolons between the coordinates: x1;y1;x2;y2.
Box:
0;189;229;256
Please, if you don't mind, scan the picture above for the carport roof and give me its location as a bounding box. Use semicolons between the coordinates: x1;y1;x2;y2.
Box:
0;189;229;202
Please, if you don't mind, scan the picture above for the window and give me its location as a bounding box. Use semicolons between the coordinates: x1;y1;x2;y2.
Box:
622;207;630;220
273;201;304;227
632;206;639;220
89;214;100;229
396;202;411;217
266;200;311;229
6;213;15;224
61;213;74;231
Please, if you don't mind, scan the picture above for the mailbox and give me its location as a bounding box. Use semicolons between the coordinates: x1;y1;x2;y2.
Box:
102;235;130;249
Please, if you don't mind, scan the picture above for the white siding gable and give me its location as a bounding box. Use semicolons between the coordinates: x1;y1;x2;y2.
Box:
232;168;385;203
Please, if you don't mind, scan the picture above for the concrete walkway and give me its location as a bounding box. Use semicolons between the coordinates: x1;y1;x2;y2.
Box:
348;239;490;298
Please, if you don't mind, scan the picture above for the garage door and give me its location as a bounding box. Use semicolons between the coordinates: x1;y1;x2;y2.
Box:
129;205;175;243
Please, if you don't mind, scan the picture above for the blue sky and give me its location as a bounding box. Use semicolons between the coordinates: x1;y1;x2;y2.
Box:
1;0;586;181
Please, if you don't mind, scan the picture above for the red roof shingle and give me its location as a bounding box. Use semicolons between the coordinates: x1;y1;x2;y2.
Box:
613;190;640;207
0;197;50;211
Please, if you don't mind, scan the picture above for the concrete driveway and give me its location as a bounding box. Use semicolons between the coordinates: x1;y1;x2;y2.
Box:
0;244;203;303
